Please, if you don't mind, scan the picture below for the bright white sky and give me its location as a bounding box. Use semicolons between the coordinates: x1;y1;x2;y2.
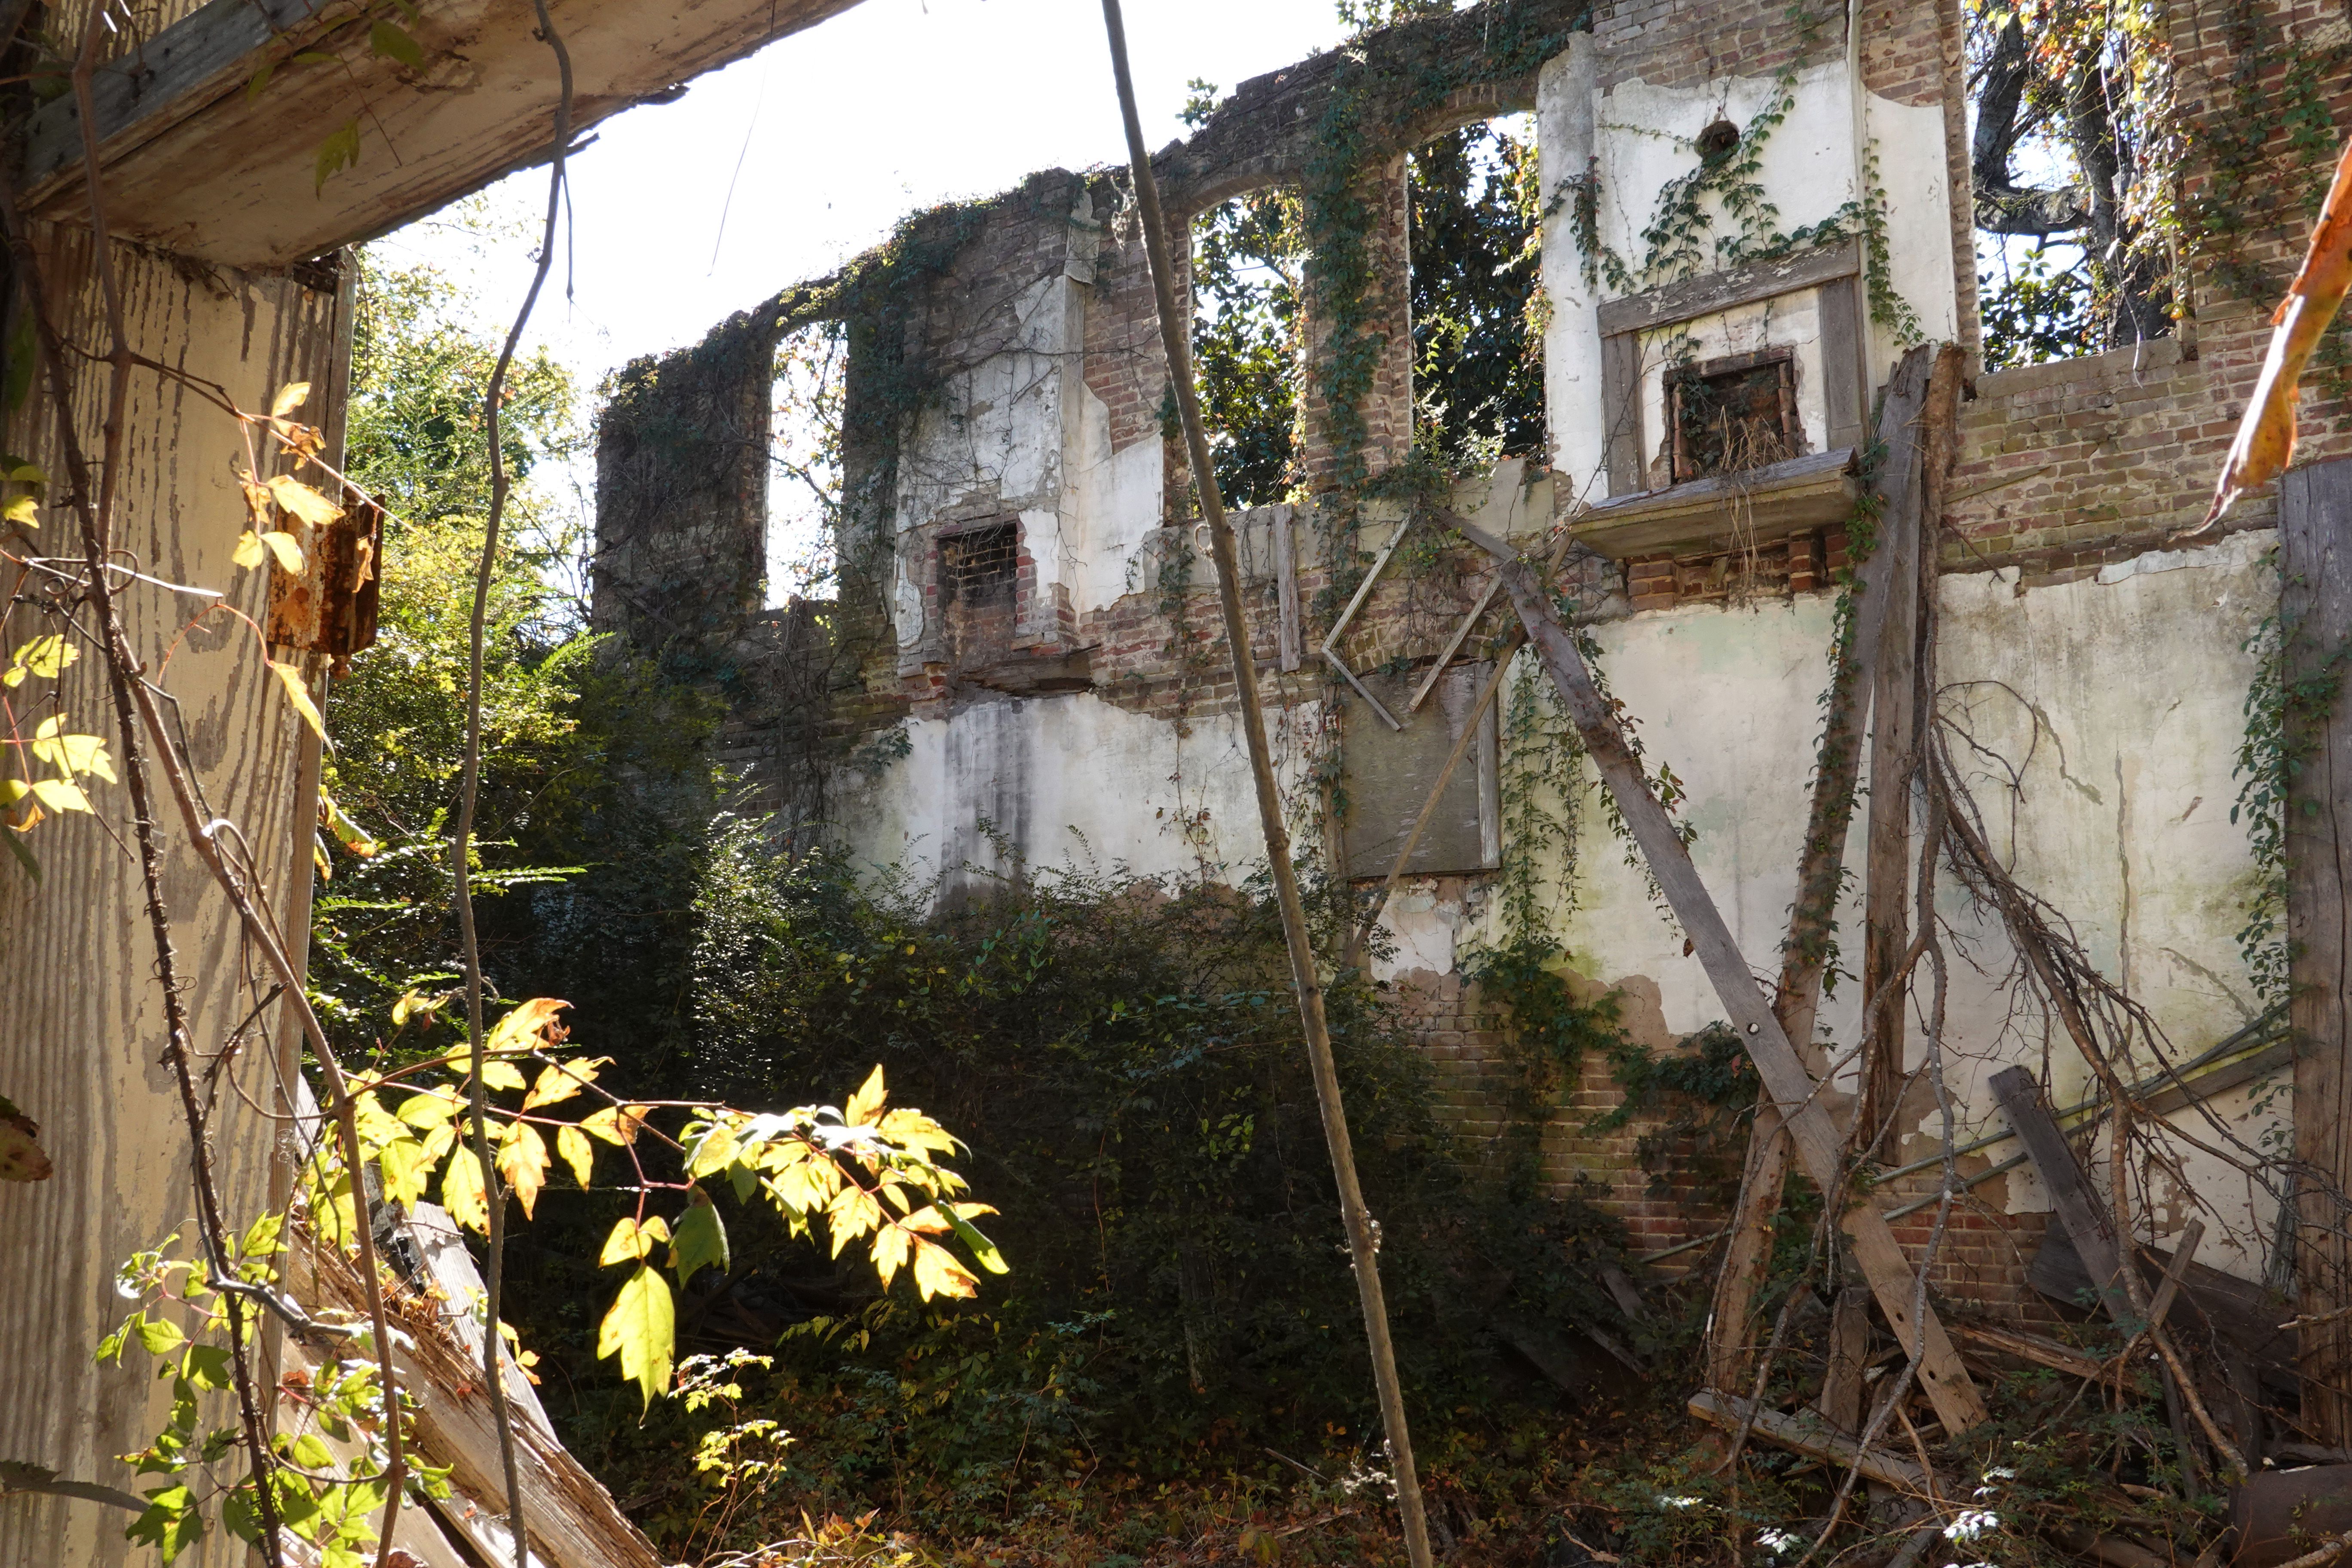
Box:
374;0;1345;386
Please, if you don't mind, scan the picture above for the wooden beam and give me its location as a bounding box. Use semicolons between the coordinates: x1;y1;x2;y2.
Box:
1596;240;1862;337
1816;1286;1872;1433
1499;556;1988;1433
1989;1065;2133;1320
2283;457;2352;1444
1686;1388;1929;1490
1705;347;1937;1400
21;0;869;267
1600;331;1646;497
1953;1321;2108;1382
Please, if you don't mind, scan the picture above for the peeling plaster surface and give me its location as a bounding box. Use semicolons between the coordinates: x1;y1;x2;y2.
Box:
839;693;1319;893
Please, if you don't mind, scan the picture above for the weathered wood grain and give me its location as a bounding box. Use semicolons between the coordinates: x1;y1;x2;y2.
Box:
0;226;343;1567
2285;457;2352;1442
23;0;871;266
1595;240;1862;337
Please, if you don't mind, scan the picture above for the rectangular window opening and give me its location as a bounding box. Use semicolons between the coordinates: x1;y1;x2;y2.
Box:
940;523;1020;605
1666;350;1800;484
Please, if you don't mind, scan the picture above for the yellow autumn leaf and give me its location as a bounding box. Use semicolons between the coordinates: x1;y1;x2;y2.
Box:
266;472;342;527
909;1236;979;1302
28;778;90;814
844;1065;888;1127
521;1055;606;1112
487;997;570;1054
32;715;115;783
395;1091;456;1131
870;1221;911;1288
268;660;325;740
258;530;305;574
497;1120;549;1220
557;1124;594;1188
598;1213;669;1266
441;1145;489;1234
235;530;268;570
478;1059;527;1092
685;1121;739;1180
827;1183;883;1255
3;495;36;527
271;381;312;418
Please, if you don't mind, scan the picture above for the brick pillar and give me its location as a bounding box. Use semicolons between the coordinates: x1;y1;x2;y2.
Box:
1300;154;1414;498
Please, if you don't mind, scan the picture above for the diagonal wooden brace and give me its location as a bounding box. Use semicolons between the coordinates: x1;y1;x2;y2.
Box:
1498;560;1988;1434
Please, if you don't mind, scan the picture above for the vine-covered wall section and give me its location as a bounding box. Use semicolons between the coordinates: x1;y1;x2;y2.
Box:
594;0;2349;1300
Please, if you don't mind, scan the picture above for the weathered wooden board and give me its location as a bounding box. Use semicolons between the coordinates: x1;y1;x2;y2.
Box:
2284;457;2352;1442
23;0;872;266
1596;239;1862;337
0;226;344;1567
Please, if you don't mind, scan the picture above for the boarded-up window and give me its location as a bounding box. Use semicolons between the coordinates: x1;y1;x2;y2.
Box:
1340;662;1501;879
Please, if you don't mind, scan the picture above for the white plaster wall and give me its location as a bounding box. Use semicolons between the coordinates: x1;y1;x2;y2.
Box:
1063;381;1167;616
837;692;1322;892
1441;534;2280;1279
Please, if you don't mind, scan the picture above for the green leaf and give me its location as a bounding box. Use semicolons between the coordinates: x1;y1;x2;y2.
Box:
288;1432;335;1471
243;60;276;101
181;1344;232;1392
368;18;425;69
3;494;35;525
943;1205;1011;1275
136;1316;187;1355
239;1210;285;1262
314;118;362;193
220;1485;261;1543
596;1264;674;1408
669;1190;729;1288
127;1485;202;1562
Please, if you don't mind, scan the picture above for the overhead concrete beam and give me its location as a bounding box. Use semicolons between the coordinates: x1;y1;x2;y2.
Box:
17;0;869;267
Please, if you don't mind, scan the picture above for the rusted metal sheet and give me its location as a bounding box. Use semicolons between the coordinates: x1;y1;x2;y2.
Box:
267;495;383;671
2231;1465;2352;1567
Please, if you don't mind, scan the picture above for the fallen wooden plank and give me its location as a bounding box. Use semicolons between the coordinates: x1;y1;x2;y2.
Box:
24;0;870;266
1953;1321;2109;1381
1685;1388;1928;1490
2030;1226;2298;1385
1501;552;1987;1434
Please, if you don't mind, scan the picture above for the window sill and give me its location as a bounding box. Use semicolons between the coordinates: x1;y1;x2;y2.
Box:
1568;446;1860;560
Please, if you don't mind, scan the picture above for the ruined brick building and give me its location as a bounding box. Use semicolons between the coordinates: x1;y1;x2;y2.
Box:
592;0;2345;1344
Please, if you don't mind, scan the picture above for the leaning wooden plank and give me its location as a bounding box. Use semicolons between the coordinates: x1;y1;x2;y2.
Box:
1990;1065;2133;1321
1501;560;1988;1433
1686;1389;1929;1490
1816;1286;1873;1432
1708;346;1944;1396
1859;351;1963;1142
